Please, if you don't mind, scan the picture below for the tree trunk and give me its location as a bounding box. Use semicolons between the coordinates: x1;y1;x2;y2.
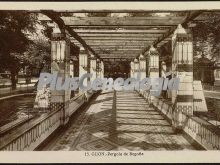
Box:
10;71;17;90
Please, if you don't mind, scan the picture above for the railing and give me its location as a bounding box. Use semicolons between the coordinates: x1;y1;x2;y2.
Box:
138;90;220;150
184;116;220;150
0;91;93;151
0;108;62;151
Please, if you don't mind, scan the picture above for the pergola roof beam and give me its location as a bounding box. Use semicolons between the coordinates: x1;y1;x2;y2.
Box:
69;25;175;29
137;10;203;58
76;33;163;37
62;16;186;26
41;10;100;58
74;29;168;34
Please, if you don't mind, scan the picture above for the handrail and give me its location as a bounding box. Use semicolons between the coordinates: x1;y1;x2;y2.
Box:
0;90;93;150
138;89;220;150
0;107;61;149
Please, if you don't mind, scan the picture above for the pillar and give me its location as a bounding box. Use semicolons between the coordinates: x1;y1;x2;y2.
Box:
134;58;139;79
161;61;168;98
70;60;74;78
90;54;97;82
50;29;71;125
79;47;89;87
161;61;167;78
100;60;104;78
139;54;146;80
70;60;75;98
171;24;194;131
148;45;159;78
130;61;134;78
148;46;160;104
96;58;101;78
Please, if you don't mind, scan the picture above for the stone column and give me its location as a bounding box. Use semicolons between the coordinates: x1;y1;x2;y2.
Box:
79;47;89;87
50;30;71;125
100;60;104;78
148;45;159;78
96;58;101;78
161;61;168;98
148;46;160;104
70;60;74;78
130;61;134;78
171;24;194;132
134;58;139;79
161;61;167;78
139;54;146;80
69;60;75;98
90;54;97;82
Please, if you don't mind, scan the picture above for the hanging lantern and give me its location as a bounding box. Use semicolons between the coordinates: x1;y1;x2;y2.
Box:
172;24;193;65
80;53;88;71
51;27;68;63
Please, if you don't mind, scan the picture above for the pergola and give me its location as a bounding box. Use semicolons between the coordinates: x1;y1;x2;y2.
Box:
40;10;207;62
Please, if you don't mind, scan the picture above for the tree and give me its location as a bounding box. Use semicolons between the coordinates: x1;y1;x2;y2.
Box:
192;12;220;61
23;38;51;76
0;11;38;89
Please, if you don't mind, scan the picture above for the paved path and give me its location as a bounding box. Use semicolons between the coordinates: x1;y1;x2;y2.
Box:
42;91;196;151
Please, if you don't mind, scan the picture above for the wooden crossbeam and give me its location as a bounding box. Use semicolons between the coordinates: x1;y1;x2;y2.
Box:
90;45;145;48
102;58;133;62
77;33;163;37
154;11;203;48
81;38;160;41
92;46;145;50
74;29;168;34
96;50;141;54
70;25;175;30
92;48;144;52
72;37;163;41
62;16;185;26
71;37;171;42
101;54;135;59
136;10;204;58
72;40;154;44
96;48;141;52
50;10;188;13
72;41;153;47
99;53;139;56
41;10;100;58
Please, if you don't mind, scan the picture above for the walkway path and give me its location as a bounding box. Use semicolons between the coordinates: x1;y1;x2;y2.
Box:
42;91;197;151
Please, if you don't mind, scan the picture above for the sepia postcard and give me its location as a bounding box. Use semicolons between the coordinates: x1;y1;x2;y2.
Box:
0;1;220;163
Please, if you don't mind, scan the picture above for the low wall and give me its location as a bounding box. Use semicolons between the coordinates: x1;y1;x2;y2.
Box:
140;90;220;150
0;92;94;151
